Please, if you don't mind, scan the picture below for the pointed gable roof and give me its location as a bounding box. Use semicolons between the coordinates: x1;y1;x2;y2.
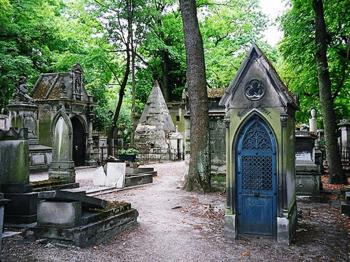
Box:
219;44;298;110
31;63;89;101
137;81;175;132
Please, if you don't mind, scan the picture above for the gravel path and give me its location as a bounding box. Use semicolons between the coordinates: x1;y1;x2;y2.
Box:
2;161;350;261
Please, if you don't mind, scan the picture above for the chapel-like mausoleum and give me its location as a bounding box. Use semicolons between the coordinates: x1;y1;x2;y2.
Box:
220;45;298;243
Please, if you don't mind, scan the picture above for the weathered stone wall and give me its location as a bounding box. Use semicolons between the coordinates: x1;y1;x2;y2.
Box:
183;100;226;176
134;125;171;161
209;116;226;176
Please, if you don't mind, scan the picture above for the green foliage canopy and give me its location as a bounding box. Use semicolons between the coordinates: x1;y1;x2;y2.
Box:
279;0;350;123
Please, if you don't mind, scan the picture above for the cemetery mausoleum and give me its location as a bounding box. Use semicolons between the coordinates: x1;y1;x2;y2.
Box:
220;45;298;243
31;64;96;167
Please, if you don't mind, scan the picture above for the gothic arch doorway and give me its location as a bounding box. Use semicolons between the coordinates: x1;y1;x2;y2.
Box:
71;116;86;166
235;115;277;236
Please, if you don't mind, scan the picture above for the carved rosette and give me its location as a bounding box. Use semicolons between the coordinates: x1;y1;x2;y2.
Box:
244;79;265;101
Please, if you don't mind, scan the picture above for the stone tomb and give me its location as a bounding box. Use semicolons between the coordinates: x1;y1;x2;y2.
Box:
32;64;96;166
33;189;138;247
0;126;79;225
134;81;183;161
295;130;321;196
7;77;52;171
220;45;298;243
0;128;38;224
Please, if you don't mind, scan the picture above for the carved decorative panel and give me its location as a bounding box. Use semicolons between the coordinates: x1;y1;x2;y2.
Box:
244;79;265;101
242;121;271;150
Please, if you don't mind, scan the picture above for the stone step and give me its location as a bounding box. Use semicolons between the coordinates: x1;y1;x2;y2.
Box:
80;202;131;225
31;179;79;192
125;173;154;187
32;182;79;192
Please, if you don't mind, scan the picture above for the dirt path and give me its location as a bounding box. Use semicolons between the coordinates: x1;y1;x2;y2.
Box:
2;161;350;261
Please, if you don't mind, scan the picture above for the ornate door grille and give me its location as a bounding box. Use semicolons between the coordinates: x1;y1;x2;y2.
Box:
236;116;277;236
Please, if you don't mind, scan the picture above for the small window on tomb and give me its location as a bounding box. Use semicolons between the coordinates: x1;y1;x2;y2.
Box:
176;116;180;122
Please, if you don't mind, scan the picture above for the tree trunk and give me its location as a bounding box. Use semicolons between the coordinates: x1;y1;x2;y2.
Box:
180;0;211;192
313;0;346;184
130;44;136;147
107;0;132;156
107;48;130;156
160;50;170;102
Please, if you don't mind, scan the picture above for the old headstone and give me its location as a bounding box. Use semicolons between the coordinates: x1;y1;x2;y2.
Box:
106;162;126;188
93;166;107;186
219;45;298;244
339;119;350;176
49;108;76;182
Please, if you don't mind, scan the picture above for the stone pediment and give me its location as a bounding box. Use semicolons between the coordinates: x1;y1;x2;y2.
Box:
32;63;89;102
219;44;298;110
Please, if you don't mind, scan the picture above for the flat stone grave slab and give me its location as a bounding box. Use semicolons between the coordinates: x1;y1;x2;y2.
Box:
92;166;107;186
106;162;126;188
38;190;107;209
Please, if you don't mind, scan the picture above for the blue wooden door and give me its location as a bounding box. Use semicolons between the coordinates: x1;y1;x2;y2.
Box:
236;116;277;236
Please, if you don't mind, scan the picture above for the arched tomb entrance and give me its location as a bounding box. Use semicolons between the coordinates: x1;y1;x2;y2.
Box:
71;116;87;166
